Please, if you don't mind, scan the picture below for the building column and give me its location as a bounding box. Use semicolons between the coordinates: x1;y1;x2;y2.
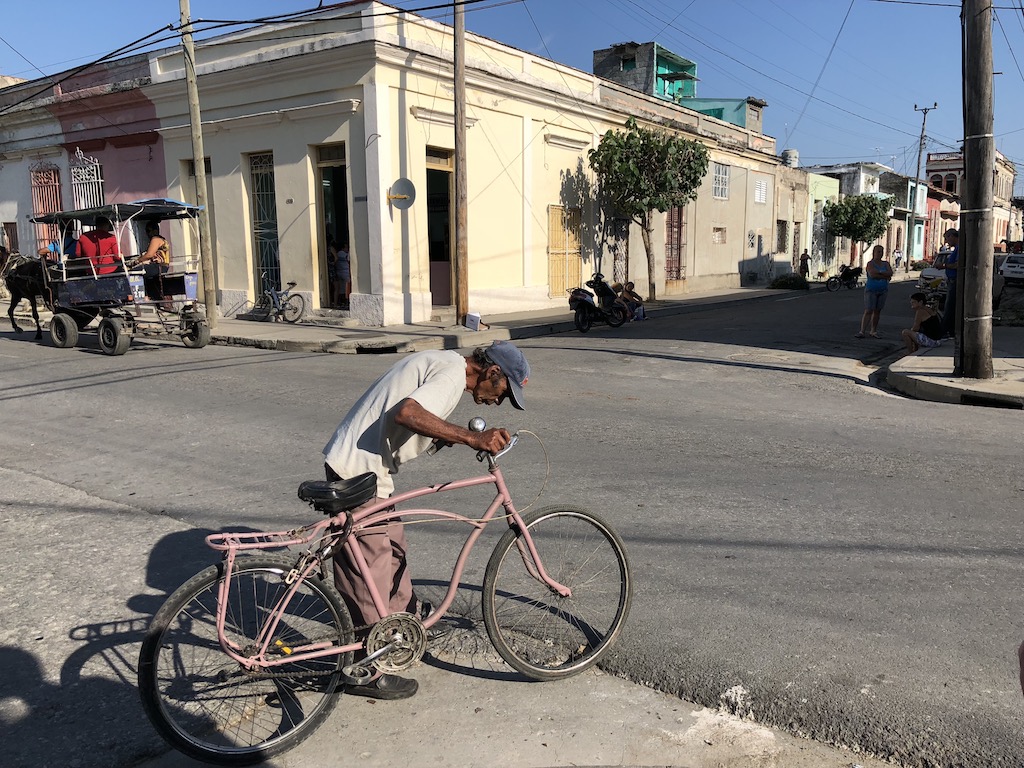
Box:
352;81;404;327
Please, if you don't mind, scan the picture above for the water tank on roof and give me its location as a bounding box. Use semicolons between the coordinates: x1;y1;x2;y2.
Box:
781;149;800;167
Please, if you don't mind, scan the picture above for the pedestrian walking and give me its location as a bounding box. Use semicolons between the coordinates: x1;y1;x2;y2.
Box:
799;250;811;280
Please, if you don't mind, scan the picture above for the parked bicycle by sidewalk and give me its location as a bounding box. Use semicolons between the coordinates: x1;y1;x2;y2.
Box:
138;421;632;765
251;271;306;323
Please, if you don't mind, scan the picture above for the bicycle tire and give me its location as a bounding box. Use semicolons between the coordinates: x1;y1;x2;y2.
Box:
138;555;354;766
481;506;632;681
282;294;306;324
251;295;273;321
825;276;841;292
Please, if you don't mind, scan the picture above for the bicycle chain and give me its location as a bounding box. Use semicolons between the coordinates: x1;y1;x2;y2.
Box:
237;621;378;680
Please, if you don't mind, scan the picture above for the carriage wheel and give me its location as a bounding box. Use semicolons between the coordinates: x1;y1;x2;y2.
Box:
97;318;131;356
181;321;211;349
49;313;79;349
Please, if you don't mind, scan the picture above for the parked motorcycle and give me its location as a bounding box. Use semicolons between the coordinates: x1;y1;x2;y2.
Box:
825;264;863;292
567;272;629;332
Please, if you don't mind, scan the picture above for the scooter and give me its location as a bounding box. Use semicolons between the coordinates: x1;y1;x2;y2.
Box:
567;272;629;332
825;264;863;292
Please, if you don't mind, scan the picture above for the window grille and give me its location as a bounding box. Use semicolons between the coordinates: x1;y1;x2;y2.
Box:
713;163;730;199
70;147;104;210
712;227;727;244
776;220;789;253
665;206;686;280
249;153;281;293
30;161;62;253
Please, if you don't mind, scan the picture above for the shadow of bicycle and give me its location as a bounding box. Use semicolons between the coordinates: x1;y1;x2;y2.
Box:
412;579;533;684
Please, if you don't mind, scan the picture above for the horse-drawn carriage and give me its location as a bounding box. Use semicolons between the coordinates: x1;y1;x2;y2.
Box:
11;199;211;355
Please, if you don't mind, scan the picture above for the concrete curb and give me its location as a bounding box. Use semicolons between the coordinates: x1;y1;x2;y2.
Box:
886;348;1024;408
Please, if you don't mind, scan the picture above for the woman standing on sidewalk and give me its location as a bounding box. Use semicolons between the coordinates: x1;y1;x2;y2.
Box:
855;245;893;338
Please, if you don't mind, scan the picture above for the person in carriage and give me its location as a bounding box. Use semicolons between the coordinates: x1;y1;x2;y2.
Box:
76;216;120;275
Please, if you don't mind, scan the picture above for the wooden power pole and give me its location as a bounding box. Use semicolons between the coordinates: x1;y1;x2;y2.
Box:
909;103;937;273
180;0;218;330
958;0;994;377
453;1;468;325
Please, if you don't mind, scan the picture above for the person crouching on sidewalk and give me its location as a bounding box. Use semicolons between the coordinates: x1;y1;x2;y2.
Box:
900;292;943;354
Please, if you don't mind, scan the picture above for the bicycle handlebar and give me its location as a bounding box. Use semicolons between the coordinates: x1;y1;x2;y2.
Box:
477;432;520;463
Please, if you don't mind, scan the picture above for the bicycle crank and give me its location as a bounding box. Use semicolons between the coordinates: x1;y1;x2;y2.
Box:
363;612;427;673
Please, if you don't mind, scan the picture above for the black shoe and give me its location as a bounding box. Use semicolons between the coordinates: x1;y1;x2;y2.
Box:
345;673;418;700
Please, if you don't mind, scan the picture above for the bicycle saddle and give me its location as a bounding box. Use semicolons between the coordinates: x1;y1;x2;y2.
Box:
298;472;377;514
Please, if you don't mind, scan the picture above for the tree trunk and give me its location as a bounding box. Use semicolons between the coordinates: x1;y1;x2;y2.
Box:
640;214;656;301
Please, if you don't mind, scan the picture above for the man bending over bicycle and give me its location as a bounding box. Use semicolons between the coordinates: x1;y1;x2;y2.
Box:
322;340;530;700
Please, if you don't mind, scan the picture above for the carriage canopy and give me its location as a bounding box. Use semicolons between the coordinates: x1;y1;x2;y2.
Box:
29;198;203;227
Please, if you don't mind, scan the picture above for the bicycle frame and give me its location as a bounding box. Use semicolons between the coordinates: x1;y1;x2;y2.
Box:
204;460;571;672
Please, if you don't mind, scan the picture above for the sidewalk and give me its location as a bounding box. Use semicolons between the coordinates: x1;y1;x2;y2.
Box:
210;285;787;353
885;327;1024;408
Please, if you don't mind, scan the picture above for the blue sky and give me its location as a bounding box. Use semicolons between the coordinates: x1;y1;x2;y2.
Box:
3;1;1022;189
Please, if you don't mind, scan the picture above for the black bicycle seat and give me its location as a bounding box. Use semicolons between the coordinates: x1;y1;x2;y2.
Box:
298;472;377;514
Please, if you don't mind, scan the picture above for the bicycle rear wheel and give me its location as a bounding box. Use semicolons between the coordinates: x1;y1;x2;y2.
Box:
282;294;306;324
138;555;353;766
481;506;631;681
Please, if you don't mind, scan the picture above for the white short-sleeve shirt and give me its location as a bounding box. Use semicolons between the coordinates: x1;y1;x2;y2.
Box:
323;350;466;496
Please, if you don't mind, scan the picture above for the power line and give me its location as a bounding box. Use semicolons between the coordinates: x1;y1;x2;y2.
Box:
782;0;855;147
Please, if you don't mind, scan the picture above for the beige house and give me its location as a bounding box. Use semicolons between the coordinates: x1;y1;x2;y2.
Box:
926;150;1016;246
0;2;784;326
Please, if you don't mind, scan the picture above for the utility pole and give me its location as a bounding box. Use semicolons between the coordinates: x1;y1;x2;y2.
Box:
180;0;217;330
453;1;468;325
909;103;937;273
958;0;994;378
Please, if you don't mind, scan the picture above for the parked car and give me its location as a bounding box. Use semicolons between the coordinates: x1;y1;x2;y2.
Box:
917;252;948;291
998;253;1024;285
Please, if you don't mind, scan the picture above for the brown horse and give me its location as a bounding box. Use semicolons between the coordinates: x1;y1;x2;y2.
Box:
3;252;48;340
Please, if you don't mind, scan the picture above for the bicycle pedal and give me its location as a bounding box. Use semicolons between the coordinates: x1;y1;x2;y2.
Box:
342;664;374;686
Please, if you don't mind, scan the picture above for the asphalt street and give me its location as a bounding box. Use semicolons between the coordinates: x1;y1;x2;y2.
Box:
1;281;1022;766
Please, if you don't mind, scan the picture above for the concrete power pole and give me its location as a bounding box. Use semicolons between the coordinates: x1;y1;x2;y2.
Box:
958;0;994;378
180;0;218;330
453;2;468;325
909;103;937;273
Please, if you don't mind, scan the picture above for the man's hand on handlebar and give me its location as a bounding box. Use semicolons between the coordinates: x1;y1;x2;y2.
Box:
467;428;510;454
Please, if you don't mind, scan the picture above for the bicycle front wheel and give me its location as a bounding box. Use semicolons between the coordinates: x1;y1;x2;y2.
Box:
281;294;306;324
138;556;353;766
482;506;631;680
250;294;273;321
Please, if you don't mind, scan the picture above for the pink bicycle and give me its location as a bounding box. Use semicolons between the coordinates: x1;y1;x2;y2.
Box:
138;422;632;765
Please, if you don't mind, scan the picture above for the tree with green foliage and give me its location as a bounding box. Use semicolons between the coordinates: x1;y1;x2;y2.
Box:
823;194;892;265
588;116;709;301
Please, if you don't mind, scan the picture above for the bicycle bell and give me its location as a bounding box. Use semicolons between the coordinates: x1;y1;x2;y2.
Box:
468;417;486;432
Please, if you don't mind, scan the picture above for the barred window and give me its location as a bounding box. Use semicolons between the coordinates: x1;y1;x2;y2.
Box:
713;163;730;200
712;227;727;244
